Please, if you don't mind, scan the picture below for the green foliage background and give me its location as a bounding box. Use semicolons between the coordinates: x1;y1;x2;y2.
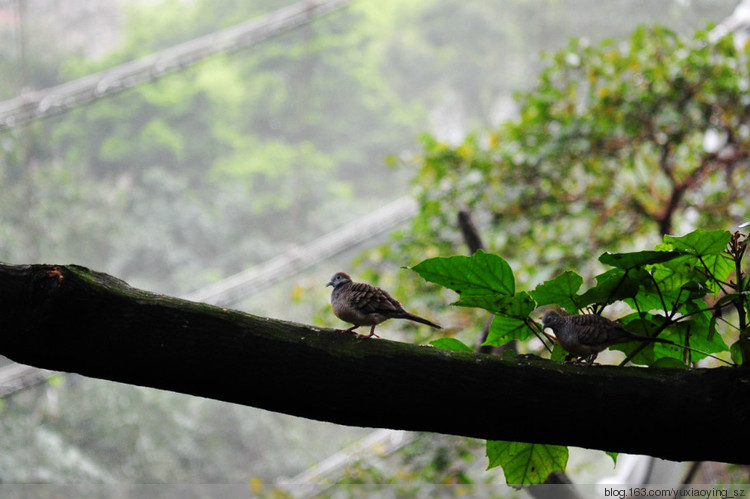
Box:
358;25;750;352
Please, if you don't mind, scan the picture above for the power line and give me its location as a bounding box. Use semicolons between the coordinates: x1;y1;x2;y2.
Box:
0;0;353;130
184;197;418;306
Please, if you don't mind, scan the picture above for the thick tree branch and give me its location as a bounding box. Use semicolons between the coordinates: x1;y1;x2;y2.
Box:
1;263;749;464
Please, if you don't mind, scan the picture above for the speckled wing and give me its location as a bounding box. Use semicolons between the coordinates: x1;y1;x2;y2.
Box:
347;282;406;317
567;314;633;348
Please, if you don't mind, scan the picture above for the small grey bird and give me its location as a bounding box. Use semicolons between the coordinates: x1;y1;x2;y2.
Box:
541;310;671;364
326;272;441;338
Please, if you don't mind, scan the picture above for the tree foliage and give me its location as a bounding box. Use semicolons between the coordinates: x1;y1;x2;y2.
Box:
358;24;750;348
369;25;749;281
413;227;747;366
348;24;750;487
411;227;748;485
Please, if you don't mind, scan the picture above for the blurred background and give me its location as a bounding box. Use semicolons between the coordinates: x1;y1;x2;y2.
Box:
1;0;748;495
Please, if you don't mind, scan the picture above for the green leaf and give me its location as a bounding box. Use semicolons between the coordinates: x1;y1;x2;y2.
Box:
605;452;618;466
700;255;735;292
671;306;729;357
730;341;744;366
410;250;515;297
613;310;729;365
550;342;569;363
715;292;749;308
430;337;473;352
681;281;709;300
654;230;734;294
483;293;537;345
485;315;533;345
458;291;535;316
486;440;568;486
609;313;666;365
624;288;680;314
649;253;733;295
599;250;685;269
454;294;509;310
651;357;688;368
578;268;644;308
664;229;731;256
530;271;583;313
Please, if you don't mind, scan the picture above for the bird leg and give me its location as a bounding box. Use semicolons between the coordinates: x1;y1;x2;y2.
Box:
337;325;360;334
586;353;599;365
358;325;380;339
565;353;599;365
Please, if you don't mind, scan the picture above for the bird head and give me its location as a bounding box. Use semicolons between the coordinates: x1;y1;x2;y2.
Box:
326;272;352;288
541;310;563;330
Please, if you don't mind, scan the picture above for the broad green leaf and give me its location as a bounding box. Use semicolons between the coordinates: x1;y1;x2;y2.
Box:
625;288;681;314
578;268;644;308
411;250;514;297
664;229;731;256
715;292;750;308
669;307;729;356
681;281;709;300
454;293;512;311
550;342;569;363
430;337;473;352
654;230;734;294
614;311;729;365
530;271;583;313
730;341;744;366
611;338;658;366
699;254;735;292
458;291;535;316
483;293;537;345
651;357;688;368
486;440;568;486
485;314;534;345
651;255;710;292
599;250;685;269
610;313;668;365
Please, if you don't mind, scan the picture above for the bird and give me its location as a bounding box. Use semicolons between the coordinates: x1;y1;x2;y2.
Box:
541;310;671;364
326;271;441;338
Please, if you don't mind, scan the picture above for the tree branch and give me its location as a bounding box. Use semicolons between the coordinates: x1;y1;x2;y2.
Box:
1;263;749;464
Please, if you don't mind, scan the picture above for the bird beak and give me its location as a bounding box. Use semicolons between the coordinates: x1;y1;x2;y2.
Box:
326;281;333;287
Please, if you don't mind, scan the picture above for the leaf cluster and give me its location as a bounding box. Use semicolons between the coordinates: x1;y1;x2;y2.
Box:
370;25;750;295
411;227;749;485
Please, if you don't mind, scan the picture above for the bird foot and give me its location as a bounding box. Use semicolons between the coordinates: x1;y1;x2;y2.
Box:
336;327;359;335
357;332;380;339
564;356;598;366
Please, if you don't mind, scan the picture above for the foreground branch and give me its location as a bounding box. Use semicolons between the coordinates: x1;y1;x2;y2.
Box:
1;264;748;464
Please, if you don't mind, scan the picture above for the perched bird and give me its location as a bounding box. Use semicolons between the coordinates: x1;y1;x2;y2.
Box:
541;310;671;364
326;271;441;338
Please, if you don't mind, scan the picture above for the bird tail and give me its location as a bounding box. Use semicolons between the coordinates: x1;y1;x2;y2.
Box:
403;313;442;329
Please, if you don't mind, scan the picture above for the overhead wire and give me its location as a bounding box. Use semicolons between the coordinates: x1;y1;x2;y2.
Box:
0;0;353;130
